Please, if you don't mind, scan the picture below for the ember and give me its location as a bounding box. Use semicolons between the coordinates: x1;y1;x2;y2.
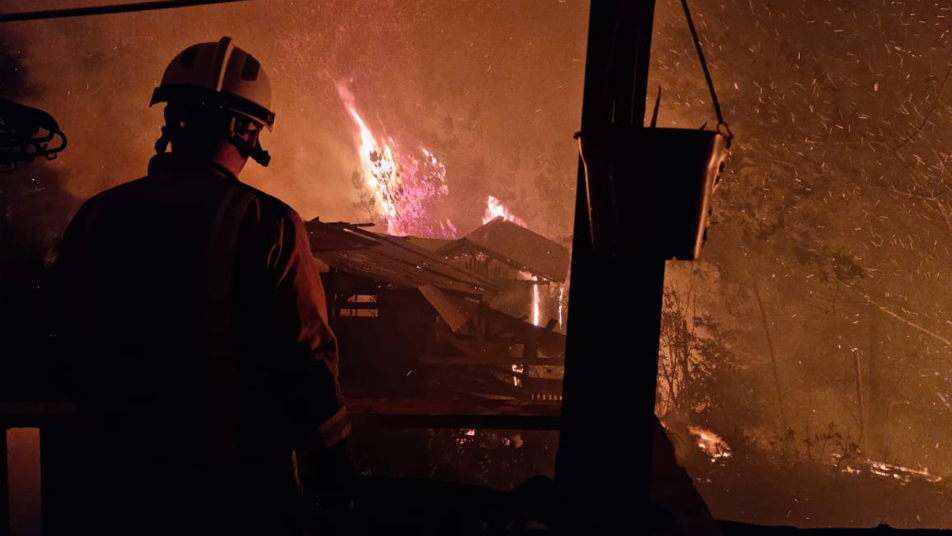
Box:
866;460;941;485
687;426;732;461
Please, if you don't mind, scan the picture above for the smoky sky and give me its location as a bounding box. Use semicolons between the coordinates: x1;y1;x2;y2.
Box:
0;37;32;99
0;0;589;239
0;28;82;399
650;0;951;527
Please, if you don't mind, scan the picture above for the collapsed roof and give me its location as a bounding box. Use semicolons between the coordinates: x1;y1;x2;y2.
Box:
305;219;496;299
437;217;570;283
306;218;570;336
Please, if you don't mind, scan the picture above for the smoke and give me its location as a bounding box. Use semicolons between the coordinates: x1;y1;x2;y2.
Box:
651;0;952;525
0;0;588;239
0;38;33;99
0;0;589;396
0;30;81;400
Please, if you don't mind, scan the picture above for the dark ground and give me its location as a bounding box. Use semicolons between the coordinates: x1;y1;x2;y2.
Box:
683;452;952;530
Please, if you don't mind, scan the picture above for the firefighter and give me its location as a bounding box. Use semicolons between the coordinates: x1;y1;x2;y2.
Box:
52;37;353;535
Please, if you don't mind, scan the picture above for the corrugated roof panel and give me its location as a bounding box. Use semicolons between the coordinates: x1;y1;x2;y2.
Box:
305;219;496;298
438;217;570;282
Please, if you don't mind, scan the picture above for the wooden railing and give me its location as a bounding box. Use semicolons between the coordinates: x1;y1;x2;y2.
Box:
0;398;560;535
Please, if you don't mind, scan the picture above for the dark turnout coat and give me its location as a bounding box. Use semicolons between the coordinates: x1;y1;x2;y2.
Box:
52;153;351;534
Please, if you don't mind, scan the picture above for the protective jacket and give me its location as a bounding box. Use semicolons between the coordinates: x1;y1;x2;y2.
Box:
53;153;352;534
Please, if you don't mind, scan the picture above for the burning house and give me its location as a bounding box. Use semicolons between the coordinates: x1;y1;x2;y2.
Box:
307;216;568;402
437;216;570;331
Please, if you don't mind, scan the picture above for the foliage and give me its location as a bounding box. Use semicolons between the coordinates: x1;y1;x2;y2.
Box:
648;0;952;476
768;421;864;469
655;286;736;424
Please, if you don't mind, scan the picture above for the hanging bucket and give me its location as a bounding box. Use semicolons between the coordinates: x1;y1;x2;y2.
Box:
578;126;728;260
576;0;733;260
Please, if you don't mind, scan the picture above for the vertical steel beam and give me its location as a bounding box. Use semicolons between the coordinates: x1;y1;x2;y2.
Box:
557;0;661;531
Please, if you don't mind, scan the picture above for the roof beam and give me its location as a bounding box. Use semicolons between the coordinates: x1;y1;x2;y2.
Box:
0;0;257;23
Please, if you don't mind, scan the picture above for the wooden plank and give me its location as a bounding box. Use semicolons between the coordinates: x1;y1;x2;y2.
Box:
441;331;480;358
0;404;76;428
346;397;561;416
521;378;565;395
418;356;565;366
346;397;561;430
351;413;560;430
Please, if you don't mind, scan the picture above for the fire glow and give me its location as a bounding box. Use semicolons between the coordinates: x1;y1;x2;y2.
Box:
483;195;527;227
485;197;543;326
532;283;541;326
337;82;457;238
518;270;544;327
866;460;941;484
687;426;732;460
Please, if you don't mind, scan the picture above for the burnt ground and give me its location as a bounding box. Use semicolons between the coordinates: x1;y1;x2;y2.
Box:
347;426;559;491
347;424;952;530
682;452;952;530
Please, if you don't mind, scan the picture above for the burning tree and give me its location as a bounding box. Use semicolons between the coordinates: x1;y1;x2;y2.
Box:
338;82;457;238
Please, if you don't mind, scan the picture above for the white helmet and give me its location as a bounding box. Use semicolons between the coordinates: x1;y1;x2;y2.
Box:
151;37;274;165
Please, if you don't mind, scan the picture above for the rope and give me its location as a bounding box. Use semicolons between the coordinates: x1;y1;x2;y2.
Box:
679;0;732;140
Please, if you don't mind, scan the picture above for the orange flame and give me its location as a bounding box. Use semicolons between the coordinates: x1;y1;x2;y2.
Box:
338;83;398;221
337;82;456;238
483;195;527;227
532;283;541;326
687;426;732;459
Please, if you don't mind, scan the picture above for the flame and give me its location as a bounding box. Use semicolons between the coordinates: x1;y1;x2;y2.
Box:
687;426;732;460
516;270;543;326
483;195;527;227
532;282;541;326
558;286;564;329
866;460;941;484
337;82;456;238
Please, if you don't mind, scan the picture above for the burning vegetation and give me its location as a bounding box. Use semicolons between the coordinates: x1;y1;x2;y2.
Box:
649;0;952;528
338;82;457;239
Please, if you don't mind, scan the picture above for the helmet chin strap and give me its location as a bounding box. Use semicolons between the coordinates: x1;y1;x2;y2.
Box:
154;124;271;167
154;125;174;155
229;134;271;167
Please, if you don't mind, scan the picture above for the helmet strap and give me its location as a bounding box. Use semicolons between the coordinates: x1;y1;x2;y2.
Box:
154;111;271;167
228;133;271;167
154;125;173;155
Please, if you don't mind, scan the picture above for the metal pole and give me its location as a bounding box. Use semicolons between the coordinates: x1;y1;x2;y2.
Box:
557;0;660;531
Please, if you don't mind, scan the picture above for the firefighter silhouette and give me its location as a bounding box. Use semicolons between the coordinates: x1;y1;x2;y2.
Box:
53;37;353;535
